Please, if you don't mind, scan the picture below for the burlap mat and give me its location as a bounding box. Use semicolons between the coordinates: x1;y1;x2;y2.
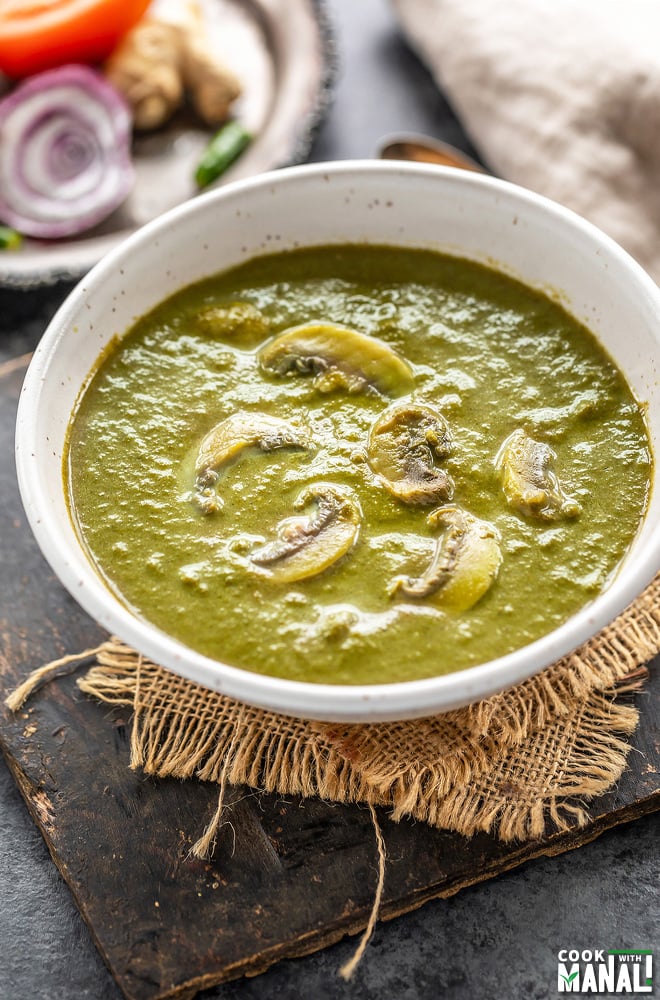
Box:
6;574;659;848
29;572;649;848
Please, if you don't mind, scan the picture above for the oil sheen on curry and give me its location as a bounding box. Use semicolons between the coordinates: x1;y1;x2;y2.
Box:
65;246;652;685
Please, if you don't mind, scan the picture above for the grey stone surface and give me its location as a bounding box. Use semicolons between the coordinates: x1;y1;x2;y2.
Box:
0;1;658;998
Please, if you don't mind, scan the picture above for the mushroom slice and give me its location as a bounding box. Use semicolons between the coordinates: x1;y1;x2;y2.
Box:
194;410;309;513
258;322;415;397
391;505;502;611
250;482;361;583
495;428;581;520
368;402;454;505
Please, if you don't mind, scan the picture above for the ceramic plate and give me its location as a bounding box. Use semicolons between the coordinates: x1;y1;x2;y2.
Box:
0;0;335;288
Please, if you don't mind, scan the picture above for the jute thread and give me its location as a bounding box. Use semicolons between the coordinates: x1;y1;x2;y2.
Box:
338;803;386;982
4;644;105;713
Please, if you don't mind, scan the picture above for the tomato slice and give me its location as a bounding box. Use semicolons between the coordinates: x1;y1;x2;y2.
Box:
0;0;152;78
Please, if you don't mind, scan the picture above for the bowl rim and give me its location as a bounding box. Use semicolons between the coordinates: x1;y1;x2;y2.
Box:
15;159;660;721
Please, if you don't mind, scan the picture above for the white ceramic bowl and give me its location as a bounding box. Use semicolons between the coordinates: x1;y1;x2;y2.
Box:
15;162;660;721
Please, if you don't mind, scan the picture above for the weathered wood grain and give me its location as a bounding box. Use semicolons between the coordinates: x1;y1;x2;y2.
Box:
1;357;658;1000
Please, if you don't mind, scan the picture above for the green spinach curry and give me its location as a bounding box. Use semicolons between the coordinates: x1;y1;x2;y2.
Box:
65;246;652;685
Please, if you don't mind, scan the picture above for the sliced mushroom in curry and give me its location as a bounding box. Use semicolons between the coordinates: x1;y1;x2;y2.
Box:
390;505;502;611
495;428;582;521
193;410;309;513
249;482;361;583
258;321;415;397
367;402;454;505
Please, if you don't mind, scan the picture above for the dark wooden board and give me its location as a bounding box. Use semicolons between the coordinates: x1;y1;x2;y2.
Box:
1;356;659;1000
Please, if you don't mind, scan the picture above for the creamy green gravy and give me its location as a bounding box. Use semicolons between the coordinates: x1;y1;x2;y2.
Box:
66;245;651;684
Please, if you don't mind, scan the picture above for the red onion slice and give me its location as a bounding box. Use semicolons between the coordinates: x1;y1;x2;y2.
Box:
0;64;135;239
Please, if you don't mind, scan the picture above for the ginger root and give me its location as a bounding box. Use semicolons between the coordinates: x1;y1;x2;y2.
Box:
105;0;242;131
181;25;242;125
105;21;184;130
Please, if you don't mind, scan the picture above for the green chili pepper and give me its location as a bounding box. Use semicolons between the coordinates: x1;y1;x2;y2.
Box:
0;225;22;250
194;121;252;190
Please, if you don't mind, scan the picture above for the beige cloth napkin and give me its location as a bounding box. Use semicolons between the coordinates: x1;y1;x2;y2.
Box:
392;0;660;283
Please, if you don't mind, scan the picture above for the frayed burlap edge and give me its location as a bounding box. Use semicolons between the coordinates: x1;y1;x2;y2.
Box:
77;649;644;842
6;574;658;848
67;572;660;844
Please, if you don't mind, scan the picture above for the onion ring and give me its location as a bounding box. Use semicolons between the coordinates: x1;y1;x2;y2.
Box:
0;64;134;238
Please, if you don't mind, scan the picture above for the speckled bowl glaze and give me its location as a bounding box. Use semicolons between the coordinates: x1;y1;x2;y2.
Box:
15;162;660;721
